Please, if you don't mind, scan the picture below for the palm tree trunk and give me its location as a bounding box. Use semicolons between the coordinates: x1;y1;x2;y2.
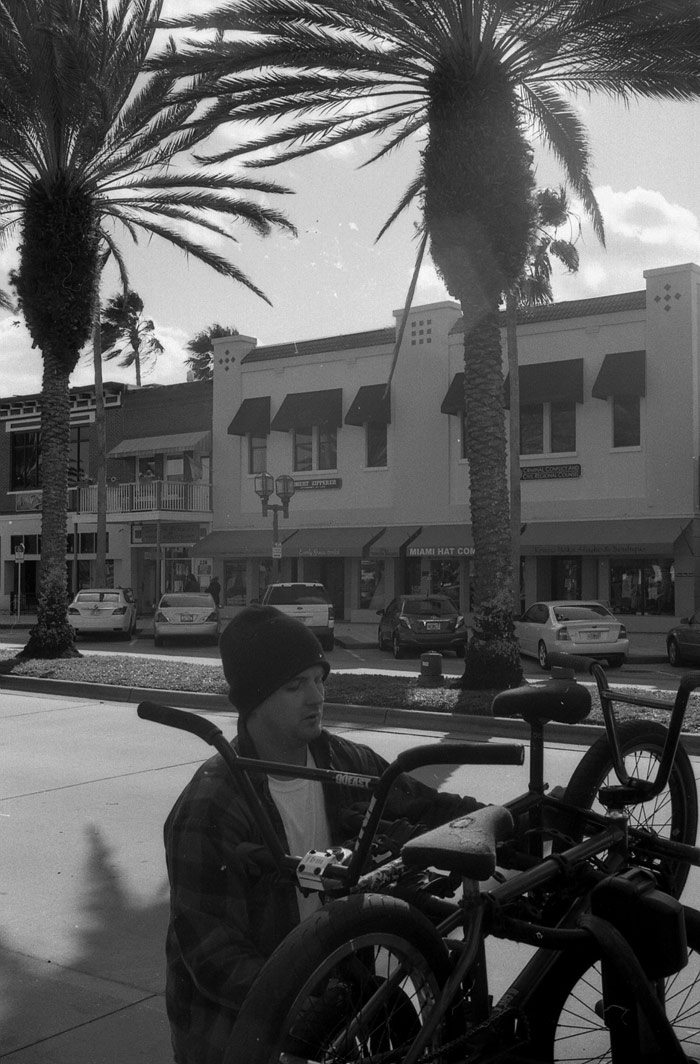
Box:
93;308;108;585
21;349;79;658
506;291;522;615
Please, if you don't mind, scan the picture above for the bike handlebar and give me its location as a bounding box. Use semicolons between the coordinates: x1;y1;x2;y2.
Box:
138;701;225;745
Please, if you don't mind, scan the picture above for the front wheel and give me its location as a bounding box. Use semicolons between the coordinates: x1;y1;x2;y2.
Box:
537;641;550;670
561;719;699;897
226;895;458;1064
525;906;700;1062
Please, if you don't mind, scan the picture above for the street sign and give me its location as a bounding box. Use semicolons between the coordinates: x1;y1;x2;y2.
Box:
14;544;25;562
272;542;282;559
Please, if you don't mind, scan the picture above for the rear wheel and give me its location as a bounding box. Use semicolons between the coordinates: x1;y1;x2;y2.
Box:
392;633;406;659
321;632;335;651
668;638;684;667
537;641;550;670
561;720;698;897
154;635;164;648
454;643;466;659
226;895;458;1064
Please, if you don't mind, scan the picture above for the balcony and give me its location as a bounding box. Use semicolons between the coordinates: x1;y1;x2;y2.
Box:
67;480;211;515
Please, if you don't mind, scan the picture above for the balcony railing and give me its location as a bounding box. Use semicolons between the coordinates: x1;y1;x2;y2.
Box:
67;480;211;514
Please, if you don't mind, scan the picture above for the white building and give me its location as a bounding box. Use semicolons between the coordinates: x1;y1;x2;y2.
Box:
193;260;700;623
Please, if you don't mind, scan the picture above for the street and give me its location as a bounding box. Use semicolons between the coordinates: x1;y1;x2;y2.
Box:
2;686;700;1061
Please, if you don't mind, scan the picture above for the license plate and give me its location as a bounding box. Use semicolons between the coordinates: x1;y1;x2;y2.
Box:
583;630;602;640
426;622;440;631
180;614;194;622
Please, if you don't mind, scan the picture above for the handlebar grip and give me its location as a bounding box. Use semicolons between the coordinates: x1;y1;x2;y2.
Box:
137;701;224;745
395;741;524;774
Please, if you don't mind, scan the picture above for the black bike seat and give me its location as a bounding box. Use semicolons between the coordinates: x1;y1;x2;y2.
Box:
492;679;591;725
401;805;514;880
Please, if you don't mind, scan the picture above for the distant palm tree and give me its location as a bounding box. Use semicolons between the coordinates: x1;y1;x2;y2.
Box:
158;0;700;687
101;291;164;388
507;187;590;614
186;323;239;381
0;0;294;658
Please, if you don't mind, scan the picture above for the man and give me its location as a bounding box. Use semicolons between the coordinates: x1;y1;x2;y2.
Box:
164;605;482;1064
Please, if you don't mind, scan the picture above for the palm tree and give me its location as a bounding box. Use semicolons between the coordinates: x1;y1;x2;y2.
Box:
186;323;239;381
101;291;164;388
0;0;294;658
157;0;700;687
507;187;587;616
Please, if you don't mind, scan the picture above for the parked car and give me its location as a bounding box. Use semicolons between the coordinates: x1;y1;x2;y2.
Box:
153;591;220;646
68;587;137;640
514;600;628;670
377;594;468;659
667;616;700;666
260;582;335;650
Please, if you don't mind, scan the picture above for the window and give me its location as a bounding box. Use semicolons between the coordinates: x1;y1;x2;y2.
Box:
165;455;185;481
11;431;41;490
68;425;90;484
613;395;641;448
224;560;247;605
360;560;385;608
366;422;387;467
520;402;576;455
293;426;337;472
248;434;267;474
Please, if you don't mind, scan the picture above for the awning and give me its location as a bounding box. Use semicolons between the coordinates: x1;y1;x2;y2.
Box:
285;526;385;558
520;518;690;556
404;524;474;558
345;384;391;426
108;431;211;458
440;374;465;415
592;351;646;398
505;359;584;408
228;396;271;436
271;389;343;432
369;526;422;557
189;528;298;557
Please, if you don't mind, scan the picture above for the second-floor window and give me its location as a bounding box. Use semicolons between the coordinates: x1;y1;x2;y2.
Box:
11;425;90;490
293;425;337;471
520;401;576;455
612;395;641;448
248;434;267;474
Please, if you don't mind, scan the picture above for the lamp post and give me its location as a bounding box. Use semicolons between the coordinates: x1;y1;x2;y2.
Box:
254;473;296;580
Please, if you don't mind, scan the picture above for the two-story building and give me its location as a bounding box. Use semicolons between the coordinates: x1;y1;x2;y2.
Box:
193;260;700;624
1;379;212;615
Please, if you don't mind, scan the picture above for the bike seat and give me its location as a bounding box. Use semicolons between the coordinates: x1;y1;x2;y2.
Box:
401;805;514;880
492;677;591;725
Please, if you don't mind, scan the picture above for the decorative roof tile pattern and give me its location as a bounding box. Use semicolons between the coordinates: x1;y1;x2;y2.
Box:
243;326;395;363
450;290;647;333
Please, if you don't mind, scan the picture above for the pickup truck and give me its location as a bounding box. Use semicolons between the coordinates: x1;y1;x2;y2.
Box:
260;582;335;650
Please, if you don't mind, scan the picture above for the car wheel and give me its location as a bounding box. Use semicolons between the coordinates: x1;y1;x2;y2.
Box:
454;643;466;659
321;633;335;652
606;655;625;668
537;641;551;670
154;635;164;648
377;626;386;652
392;633;406;659
70;627;78;641
668;638;684;668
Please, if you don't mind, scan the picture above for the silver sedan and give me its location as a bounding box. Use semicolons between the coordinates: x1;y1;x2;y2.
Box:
153;592;220;647
514;600;629;670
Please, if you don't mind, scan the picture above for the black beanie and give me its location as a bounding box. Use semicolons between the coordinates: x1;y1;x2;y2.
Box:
219;605;330;717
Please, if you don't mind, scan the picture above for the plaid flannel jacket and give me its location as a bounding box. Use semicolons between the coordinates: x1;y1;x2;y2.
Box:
164;722;480;1064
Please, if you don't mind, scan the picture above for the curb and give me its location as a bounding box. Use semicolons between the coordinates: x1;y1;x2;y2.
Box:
4;671;700;754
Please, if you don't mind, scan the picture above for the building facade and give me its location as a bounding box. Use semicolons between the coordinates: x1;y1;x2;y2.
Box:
194;260;700;623
0;379;212;615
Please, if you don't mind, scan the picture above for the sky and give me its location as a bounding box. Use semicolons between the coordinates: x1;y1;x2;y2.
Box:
0;5;698;397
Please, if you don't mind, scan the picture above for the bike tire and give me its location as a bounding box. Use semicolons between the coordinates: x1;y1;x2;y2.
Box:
224;893;459;1064
524;905;700;1062
560;719;698;897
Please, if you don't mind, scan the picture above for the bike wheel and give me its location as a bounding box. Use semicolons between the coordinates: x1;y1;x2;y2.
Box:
560;720;698;897
525;906;700;1062
225;894;459;1064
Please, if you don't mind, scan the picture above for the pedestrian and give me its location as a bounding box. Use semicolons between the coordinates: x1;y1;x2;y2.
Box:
184;571;199;592
163;605;484;1064
206;575;221;607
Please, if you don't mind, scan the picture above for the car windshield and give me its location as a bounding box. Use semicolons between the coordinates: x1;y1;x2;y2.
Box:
77;591;120;604
266;585;329;605
553;606;612;622
161;594;213;608
403;597;457;617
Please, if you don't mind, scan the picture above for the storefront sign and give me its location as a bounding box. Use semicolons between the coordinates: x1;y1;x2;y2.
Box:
521;464;581;480
532;543;660;555
407;545;475;557
293;477;342;491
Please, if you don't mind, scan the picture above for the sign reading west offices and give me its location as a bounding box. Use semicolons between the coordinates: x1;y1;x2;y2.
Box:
293;476;342;491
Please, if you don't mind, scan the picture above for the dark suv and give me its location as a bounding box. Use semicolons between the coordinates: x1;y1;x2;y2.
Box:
377;594;468;658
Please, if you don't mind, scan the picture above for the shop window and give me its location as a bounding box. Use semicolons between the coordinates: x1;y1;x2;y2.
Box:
404;556;422;595
11;534;40;554
551;556;581;600
366;422;387;468
293;426;337;472
248;435;267;474
521;402;576;455
430;559;461;609
613;395;641;448
610;559;674;615
360;560;385;609
224;560;247;605
10;431;41;490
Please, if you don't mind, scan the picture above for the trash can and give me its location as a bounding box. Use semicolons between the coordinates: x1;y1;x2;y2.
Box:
420;651;443;679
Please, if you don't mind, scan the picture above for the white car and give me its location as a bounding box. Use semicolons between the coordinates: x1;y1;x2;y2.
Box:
260;582;335;650
514;600;629;670
153;592;220;647
68;587;137;640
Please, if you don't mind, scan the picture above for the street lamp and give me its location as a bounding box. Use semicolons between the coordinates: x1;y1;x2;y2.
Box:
254;472;296;579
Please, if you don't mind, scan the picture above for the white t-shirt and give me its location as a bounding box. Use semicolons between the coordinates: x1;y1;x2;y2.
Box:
267;751;332;922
